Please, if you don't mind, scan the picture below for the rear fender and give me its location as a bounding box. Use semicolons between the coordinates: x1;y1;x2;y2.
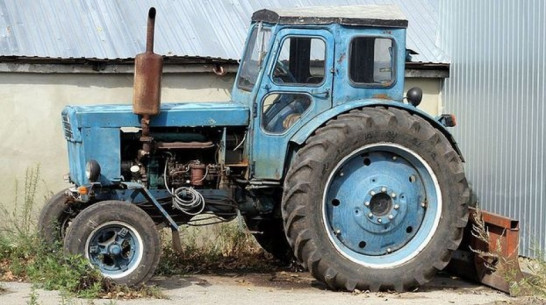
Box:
290;99;464;160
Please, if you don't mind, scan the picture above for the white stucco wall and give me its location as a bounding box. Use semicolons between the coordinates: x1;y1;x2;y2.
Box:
0;72;441;210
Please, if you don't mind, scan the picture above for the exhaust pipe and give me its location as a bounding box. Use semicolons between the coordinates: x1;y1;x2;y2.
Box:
133;8;163;169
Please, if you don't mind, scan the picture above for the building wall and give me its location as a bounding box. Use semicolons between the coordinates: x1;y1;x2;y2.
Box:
439;0;546;256
0;71;441;211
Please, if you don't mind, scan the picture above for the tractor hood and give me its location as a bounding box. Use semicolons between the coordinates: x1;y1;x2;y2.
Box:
63;102;249;132
61;101;249;186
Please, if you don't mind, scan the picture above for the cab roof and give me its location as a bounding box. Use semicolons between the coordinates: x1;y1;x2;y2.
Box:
252;5;407;28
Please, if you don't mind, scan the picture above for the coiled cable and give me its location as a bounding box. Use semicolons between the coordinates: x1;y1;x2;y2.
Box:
172;186;205;216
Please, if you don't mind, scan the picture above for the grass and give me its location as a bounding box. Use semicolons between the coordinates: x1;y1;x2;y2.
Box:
156;219;280;276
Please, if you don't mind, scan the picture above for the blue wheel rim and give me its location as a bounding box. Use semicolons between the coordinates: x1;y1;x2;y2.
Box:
85;221;143;278
323;143;441;268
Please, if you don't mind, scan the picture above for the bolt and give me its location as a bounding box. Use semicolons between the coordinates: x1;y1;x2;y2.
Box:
388;214;394;220
378;218;383;223
368;213;373;218
387;248;392;253
394;204;400;210
381;187;387;192
364;201;370;206
335;229;341;235
391;193;396;198
370;191;376;196
421;202;426;208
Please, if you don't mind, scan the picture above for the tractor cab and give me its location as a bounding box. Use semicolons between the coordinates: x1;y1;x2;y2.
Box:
231;6;409;179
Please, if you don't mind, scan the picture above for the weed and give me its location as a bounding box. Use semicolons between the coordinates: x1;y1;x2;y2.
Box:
27;286;40;305
156;219;279;275
510;252;546;297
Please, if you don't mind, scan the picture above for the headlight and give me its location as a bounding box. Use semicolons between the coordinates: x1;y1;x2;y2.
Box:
85;160;101;182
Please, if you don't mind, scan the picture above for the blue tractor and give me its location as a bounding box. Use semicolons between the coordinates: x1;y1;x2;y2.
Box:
39;5;469;291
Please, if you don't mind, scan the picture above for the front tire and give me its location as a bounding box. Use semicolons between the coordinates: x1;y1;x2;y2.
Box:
38;189;80;245
64;201;161;286
282;107;469;291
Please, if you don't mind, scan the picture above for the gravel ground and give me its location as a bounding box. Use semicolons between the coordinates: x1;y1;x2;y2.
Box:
2;270;539;305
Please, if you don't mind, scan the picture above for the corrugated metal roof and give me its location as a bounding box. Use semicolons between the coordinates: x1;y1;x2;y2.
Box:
0;0;446;63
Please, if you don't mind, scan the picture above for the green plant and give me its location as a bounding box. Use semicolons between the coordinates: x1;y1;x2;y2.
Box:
27;286;40;305
156;219;278;275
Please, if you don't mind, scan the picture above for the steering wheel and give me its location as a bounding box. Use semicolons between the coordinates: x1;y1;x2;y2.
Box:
273;61;297;84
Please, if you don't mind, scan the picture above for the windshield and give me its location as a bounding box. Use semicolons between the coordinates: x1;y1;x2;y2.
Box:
237;24;272;91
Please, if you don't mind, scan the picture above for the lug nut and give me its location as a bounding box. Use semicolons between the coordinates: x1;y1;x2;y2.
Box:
370;191;376;196
378;218;383;223
381;187;387;193
388;214;394;220
421;202;426;207
392;156;397;161
387;248;392;253
394;204;400;210
368;213;373;218
335;229;341;235
364;201;370;206
340;172;344;177
391;193;396;198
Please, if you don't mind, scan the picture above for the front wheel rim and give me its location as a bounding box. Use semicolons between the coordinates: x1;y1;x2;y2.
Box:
322;143;442;268
84;221;144;279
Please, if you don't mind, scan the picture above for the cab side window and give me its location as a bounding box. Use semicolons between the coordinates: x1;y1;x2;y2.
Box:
273;37;326;85
350;37;394;86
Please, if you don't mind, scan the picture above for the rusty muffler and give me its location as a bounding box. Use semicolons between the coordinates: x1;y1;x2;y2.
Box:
133;7;162;117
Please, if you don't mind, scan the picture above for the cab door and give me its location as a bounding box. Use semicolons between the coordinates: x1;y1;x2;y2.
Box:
251;28;334;180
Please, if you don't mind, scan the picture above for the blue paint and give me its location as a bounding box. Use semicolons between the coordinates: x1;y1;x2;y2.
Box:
251;28;335;179
324;144;440;266
86;222;142;278
69;102;249;128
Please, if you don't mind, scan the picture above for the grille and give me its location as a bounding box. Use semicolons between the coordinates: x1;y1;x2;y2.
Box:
62;114;73;140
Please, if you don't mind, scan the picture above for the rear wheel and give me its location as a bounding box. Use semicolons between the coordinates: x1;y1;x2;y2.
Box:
64;201;161;286
282;107;469;291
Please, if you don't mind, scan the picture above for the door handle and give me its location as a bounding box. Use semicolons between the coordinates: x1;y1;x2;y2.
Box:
309;90;330;98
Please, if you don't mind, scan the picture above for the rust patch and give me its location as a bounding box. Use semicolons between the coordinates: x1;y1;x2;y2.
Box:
337;52;346;64
372;94;390;99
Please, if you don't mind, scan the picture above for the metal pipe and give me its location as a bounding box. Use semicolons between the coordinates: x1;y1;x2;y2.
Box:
146;8;156;53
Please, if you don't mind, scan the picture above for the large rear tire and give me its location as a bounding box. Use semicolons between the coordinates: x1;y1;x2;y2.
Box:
282;107;469;291
64;201;161;286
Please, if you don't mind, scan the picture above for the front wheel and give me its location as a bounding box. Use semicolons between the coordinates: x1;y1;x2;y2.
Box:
64;201;161;286
38;189;80;245
282;107;469;291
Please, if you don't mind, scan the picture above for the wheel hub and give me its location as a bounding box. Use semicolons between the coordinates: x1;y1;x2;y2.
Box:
369;192;392;216
86;222;142;278
324;145;439;262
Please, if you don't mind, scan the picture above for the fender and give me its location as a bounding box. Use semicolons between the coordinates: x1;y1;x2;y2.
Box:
290;99;464;161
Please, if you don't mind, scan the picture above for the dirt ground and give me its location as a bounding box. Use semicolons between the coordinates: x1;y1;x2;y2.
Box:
2;270;545;305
